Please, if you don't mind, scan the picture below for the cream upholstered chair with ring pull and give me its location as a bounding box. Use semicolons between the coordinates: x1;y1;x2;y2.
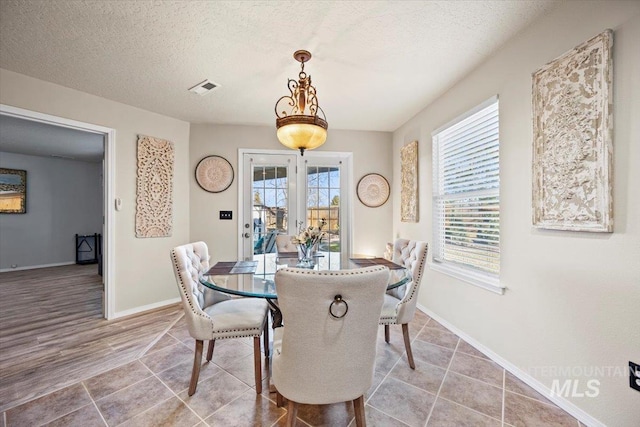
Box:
272;266;389;427
170;241;269;395
379;238;428;369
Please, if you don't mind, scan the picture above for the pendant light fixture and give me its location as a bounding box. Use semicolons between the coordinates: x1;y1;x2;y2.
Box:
275;50;328;155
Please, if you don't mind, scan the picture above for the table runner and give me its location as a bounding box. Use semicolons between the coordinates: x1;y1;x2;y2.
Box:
349;257;405;270
205;260;258;275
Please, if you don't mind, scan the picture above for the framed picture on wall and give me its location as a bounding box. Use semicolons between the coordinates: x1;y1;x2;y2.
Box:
0;168;27;214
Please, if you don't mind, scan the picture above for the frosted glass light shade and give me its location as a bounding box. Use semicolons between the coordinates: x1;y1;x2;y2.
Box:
277;122;327;154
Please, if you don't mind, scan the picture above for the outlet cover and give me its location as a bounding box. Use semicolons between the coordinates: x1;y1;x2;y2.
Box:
630;361;640;392
219;210;232;220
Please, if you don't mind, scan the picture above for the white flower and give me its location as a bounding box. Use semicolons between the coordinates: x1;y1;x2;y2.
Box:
291;219;327;249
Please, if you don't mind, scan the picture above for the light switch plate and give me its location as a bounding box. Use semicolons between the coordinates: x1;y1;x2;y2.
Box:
630;361;640;392
220;210;232;220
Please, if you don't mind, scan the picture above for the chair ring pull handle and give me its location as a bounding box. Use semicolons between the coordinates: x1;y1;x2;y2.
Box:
329;294;348;319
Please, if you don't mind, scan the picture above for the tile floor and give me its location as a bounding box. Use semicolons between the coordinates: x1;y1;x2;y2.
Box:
2;311;582;426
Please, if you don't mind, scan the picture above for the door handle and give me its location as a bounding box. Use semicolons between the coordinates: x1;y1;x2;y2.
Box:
243;233;250;238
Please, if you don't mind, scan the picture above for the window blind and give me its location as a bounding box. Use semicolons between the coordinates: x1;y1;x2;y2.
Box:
433;100;500;276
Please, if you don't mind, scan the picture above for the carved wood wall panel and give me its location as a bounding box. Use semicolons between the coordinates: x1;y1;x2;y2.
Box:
400;140;418;222
532;30;613;232
135;135;174;238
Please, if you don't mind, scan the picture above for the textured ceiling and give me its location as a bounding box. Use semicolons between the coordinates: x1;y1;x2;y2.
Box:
0;1;558;132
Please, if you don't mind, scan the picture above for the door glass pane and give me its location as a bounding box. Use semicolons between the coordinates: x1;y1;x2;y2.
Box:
307;165;340;270
253;166;288;279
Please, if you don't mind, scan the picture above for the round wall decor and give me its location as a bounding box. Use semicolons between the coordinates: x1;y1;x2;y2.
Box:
195;155;234;193
357;173;390;207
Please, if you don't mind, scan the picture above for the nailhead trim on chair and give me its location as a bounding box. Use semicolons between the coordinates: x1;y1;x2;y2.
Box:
171;249;213;324
171;244;264;339
379;240;429;324
281;266;387;276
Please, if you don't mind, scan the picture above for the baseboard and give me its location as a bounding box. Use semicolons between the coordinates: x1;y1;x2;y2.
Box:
113;297;181;319
0;261;75;273
416;303;605;427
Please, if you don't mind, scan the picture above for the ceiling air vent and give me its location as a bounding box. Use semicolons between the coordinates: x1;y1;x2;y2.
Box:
188;79;220;96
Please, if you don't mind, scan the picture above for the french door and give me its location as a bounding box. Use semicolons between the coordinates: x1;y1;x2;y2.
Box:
240;151;351;280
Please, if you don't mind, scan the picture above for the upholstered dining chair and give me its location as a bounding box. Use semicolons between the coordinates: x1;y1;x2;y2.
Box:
272;266;389;427
170;242;269;395
379;239;428;369
275;234;297;254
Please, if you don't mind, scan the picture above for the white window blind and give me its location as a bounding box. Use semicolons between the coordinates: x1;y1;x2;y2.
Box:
432;98;500;285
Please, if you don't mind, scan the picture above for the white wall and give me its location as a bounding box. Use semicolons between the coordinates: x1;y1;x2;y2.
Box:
0;69;191;316
189;124;393;262
0;152;102;270
392;2;640;426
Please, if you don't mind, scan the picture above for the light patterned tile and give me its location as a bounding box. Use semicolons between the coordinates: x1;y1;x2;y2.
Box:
368;377;435;427
295;401;355;426
44;403;105;427
427;397;500;427
83;360;152;400
389;356;446;394
504;372;552;404
410;340;454;369
204;390;284;426
94;376;173;426
364;405;409;426
439;372;502;420
366;371;387;399
177;370;249;419
220;352;265;388
167;319;192;344
416;327;459;349
6;384;91;427
425;319;450;332
457;340;490;360
144;333;181;355
119;396;201;427
504;391;578;427
209;339;254;370
375;344;404;373
156;359;221;394
139;342;193;373
412;310;431;326
449;352;504;387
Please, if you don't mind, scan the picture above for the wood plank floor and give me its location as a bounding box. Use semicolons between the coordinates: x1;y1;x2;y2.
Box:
0;264;182;412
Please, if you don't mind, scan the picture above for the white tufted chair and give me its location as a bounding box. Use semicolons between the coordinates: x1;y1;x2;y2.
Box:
272;266;389;427
170;242;269;395
379;238;428;369
275;235;298;253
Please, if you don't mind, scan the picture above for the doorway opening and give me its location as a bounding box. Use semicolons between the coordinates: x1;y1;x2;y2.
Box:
0;104;115;319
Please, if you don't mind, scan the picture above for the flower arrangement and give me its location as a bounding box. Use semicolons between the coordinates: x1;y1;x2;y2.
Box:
292;218;327;263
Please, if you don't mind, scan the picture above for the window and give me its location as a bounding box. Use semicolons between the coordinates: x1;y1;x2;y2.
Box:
431;97;502;293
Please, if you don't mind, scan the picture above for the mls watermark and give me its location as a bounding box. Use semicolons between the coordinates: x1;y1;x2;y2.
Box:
528;365;629;398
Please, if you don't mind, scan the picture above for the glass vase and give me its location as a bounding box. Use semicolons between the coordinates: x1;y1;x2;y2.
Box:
296;244;316;269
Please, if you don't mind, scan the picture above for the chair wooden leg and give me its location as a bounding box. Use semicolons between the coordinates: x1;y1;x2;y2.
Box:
276;390;285;407
286;400;298;426
384;325;390;343
253;336;262;394
206;339;215;361
263;319;270;358
402;323;415;369
189;339;204;396
353;395;366;427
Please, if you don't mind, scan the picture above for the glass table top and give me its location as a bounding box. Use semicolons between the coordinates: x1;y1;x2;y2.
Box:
199;258;411;300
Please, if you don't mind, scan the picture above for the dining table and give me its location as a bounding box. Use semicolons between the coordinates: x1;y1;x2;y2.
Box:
199;256;411;328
